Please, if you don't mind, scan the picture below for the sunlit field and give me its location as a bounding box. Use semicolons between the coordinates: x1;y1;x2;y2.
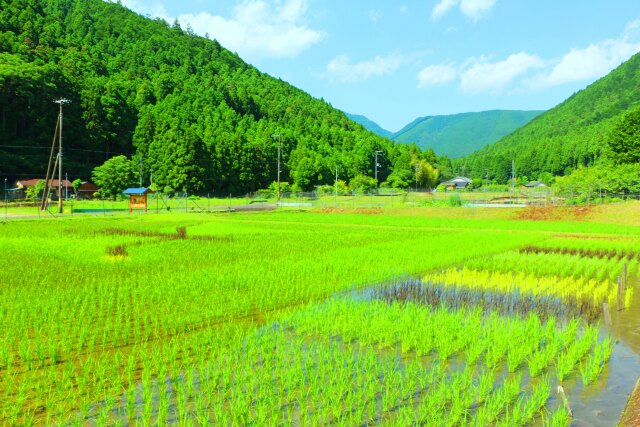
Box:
1;204;639;425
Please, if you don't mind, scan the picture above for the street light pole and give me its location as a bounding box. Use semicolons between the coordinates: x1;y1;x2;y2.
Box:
271;134;281;202
374;150;382;186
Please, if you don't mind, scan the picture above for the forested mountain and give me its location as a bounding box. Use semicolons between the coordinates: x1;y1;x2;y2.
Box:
459;52;640;183
0;0;435;194
392;110;542;158
347;110;541;159
345;113;393;139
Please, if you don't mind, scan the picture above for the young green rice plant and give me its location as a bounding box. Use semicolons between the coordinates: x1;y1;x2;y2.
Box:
523;375;550;421
527;346;554;378
3;212;635;425
544;404;571;427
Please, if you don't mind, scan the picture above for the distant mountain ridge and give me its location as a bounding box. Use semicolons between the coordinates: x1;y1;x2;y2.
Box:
345;113;393;138
348;110;543;158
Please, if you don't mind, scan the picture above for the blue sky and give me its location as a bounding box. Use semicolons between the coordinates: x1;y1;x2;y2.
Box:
119;0;640;132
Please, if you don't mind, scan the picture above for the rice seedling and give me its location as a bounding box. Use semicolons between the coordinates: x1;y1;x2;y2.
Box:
0;211;635;425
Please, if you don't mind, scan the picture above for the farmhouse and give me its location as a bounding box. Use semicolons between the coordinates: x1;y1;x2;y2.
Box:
14;178;73;199
442;176;472;190
77;181;100;199
524;181;548;188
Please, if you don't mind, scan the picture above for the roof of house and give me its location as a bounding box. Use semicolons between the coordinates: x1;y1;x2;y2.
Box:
123;187;154;195
16;179;73;187
524;181;547;188
443;176;472;185
78;181;99;189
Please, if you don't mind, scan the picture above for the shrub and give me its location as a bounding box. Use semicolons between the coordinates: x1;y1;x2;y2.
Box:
448;194;463;207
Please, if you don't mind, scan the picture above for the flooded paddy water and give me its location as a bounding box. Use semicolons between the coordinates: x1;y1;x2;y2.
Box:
81;280;639;426
356;274;640;426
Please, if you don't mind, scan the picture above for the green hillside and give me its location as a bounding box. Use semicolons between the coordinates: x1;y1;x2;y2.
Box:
345;113;393;138
460;52;640;183
393;110;542;158
0;0;433;194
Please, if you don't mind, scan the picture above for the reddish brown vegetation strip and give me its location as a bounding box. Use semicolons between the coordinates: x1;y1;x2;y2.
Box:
551;233;629;241
317;207;384;215
102;227;232;242
102;227;232;257
106;244;128;257
519;245;639;261
516;205;595;221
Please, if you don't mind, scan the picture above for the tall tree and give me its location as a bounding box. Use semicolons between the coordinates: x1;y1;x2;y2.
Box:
91;155;138;199
608;107;640;164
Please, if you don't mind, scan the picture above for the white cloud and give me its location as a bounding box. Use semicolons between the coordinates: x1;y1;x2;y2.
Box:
432;0;458;20
431;0;496;21
459;0;496;20
530;19;640;88
417;19;640;94
417;64;457;88
178;0;325;60
326;53;411;83
460;52;544;93
117;0;171;21
369;9;384;23
118;0;324;61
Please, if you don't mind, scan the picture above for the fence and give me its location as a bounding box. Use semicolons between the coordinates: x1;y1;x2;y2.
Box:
2;187;639;221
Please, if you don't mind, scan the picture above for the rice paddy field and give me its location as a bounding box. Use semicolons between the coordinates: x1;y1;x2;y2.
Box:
1;204;639;426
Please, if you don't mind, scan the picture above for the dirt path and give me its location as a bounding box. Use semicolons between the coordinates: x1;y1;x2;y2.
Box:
619;377;640;426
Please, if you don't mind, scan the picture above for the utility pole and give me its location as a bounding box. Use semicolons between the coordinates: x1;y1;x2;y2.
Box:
4;178;7;222
335;165;338;199
65;172;68;201
271;134;281;202
54;98;70;213
485;169;489;192
374;150;382;186
415;163;419;191
511;159;515;194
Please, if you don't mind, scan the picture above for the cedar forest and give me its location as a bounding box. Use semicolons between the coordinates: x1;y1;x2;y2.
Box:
1;0;640;196
0;0;448;195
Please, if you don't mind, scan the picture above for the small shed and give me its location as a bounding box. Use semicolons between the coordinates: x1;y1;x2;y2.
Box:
123;187;154;213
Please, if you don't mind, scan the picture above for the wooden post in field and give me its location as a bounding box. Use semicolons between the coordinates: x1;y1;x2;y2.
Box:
603;303;612;329
617;276;625;311
557;386;573;417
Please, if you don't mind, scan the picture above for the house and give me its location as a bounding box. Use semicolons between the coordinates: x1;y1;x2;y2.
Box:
14;178;73;199
77;181;100;199
442;176;472;190
524;181;548;188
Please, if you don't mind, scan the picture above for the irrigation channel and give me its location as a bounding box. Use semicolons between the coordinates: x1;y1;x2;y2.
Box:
76;246;640;425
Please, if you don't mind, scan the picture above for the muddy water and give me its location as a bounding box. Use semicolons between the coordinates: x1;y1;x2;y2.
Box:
611;282;640;426
566;280;640;426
